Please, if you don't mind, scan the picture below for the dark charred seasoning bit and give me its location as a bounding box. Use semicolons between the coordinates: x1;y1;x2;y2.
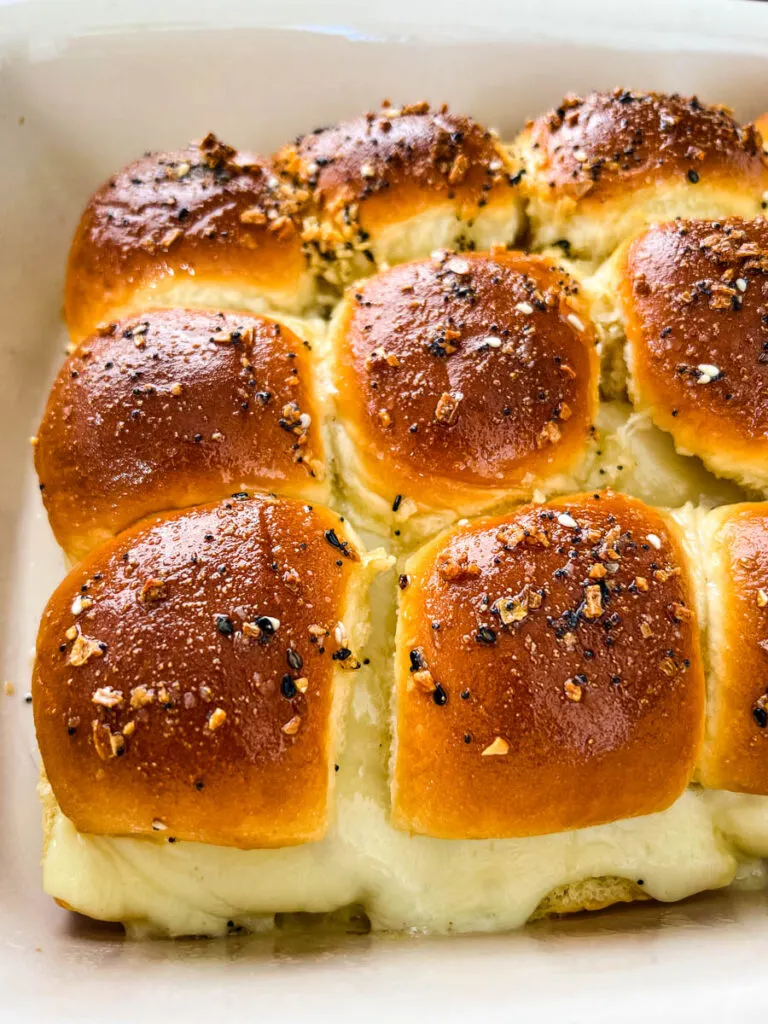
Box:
409;648;426;672
215;614;234;636
476;627;497;645
281;675;297;699
332;647;352;661
433;682;448;706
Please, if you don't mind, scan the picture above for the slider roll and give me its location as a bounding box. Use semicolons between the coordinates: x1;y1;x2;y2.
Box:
330;249;599;528
274;101;524;286
34;495;377;849
618;217;768;493
699;503;768;794
392;491;705;839
34;309;328;561
516;89;768;260
65;134;314;342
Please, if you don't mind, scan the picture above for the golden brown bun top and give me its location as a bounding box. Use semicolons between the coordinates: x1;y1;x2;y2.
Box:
274;101;519;236
33;495;362;849
522;89;768;204
65;134;308;341
35;309;327;562
621;218;768;480
392;490;704;839
699;503;768;794
333;249;598;507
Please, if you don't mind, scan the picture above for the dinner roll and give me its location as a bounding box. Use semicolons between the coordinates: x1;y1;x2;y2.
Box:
516;89;768;260
329;249;599;533
273;101;523;287
34;309;329;562
65;134;314;343
699;502;768;794
34;494;385;848
616;217;768;492
391;490;704;839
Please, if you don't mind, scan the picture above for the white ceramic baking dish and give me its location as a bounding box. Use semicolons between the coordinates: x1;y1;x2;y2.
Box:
3;0;768;1019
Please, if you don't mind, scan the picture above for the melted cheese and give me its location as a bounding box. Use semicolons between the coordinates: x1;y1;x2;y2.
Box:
41;403;768;937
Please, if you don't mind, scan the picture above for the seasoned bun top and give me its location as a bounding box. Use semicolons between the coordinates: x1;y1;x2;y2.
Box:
274;101;523;284
65;134;312;341
33;495;366;849
35;309;328;561
699;503;768;795
332;249;599;516
517;89;768;258
619;217;768;491
392;490;705;839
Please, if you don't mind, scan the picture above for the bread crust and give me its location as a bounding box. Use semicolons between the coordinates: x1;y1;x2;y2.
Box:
274;102;523;283
699;503;768;793
618;218;768;492
517;90;768;258
392;490;705;839
35;309;328;561
65;134;312;341
331;250;599;517
33;495;367;849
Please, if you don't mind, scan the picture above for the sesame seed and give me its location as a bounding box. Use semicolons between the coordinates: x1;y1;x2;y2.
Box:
557;512;578;528
646;533;662;550
515;301;534;315
566;313;585;332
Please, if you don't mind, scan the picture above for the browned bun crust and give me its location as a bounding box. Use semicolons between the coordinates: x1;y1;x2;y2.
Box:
273;101;523;283
619;218;768;491
33;495;366;849
331;249;599;514
34;309;328;562
756;113;768;150
517;89;768;258
392;490;704;839
699;503;768;794
65;134;312;342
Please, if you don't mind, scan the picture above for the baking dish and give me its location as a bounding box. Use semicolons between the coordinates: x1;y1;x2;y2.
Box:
3;0;768;1018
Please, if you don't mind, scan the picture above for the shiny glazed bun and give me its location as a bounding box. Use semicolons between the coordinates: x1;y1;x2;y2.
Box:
330;249;599;530
699;503;768;794
34;309;328;562
65;134;314;343
391;490;704;839
34;495;382;848
516;89;768;260
273;101;524;286
617;218;768;492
